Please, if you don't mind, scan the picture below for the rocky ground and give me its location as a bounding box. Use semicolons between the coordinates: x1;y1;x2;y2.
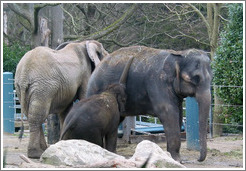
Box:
2;131;244;169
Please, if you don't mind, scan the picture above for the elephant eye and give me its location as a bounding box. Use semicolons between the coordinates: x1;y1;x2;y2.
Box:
192;75;200;85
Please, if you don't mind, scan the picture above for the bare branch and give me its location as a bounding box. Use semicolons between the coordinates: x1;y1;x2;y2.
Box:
34;3;60;10
7;3;34;31
67;4;138;41
187;3;210;31
84;3;137;40
60;5;79;34
219;14;229;22
178;31;210;46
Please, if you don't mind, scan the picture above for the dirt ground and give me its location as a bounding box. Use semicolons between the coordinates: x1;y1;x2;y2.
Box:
2;131;244;169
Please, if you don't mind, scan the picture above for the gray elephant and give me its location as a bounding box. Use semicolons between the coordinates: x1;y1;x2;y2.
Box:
60;57;134;153
15;40;109;158
86;46;212;162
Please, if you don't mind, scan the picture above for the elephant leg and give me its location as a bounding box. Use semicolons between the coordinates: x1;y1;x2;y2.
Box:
28;122;45;158
148;84;181;161
158;105;181;161
27;100;50;158
87;129;103;148
105;129;118;153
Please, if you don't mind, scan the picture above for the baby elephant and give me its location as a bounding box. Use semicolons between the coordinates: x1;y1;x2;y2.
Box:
60;57;134;152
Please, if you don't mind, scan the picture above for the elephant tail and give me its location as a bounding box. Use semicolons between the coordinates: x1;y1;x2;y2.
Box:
60;124;71;140
59;127;66;140
119;56;134;84
16;84;28;141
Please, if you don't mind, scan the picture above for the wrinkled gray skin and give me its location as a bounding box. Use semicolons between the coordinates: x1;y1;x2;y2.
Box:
60;57;134;153
15;40;108;159
86;46;212;162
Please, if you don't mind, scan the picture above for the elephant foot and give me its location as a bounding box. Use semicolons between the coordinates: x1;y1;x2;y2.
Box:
40;143;48;151
171;153;181;162
27;148;44;159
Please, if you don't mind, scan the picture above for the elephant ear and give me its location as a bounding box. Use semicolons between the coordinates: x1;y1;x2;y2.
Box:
175;61;181;92
86;41;108;66
171;50;197;85
162;50;182;83
172;51;192;84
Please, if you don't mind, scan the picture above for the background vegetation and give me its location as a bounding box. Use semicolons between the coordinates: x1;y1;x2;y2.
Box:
213;3;243;133
3;42;30;73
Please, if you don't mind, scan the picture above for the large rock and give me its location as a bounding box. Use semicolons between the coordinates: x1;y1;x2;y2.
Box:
40;139;185;168
40;140;135;168
130;140;185;168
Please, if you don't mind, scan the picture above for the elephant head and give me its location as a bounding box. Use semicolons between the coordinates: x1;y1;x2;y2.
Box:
171;49;212;161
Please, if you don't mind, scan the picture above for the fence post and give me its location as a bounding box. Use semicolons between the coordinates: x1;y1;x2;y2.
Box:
186;97;200;151
47;114;60;144
122;116;135;142
3;72;15;133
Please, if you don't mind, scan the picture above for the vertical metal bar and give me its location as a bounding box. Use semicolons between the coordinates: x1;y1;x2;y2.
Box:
3;72;15;133
186;97;200;151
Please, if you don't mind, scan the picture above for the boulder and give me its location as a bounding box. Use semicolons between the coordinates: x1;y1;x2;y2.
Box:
40;140;135;168
40;139;185;168
130;140;185;168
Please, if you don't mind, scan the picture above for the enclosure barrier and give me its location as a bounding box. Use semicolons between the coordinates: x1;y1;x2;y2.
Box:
3;72;15;133
186;97;200;150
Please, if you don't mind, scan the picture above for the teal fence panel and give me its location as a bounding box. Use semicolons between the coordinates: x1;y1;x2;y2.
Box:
3;72;15;133
186;97;200;151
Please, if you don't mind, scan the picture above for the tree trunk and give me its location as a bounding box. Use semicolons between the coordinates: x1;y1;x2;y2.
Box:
209;4;223;137
212;89;224;136
3;11;9;45
47;5;64;143
50;5;64;49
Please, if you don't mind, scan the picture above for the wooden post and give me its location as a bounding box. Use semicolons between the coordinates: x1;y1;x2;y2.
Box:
122;116;135;143
47;114;60;144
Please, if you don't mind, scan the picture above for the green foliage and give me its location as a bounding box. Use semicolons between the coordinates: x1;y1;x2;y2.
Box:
213;4;243;128
3;42;31;74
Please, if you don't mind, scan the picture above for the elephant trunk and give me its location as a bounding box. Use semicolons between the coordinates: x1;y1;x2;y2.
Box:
119;57;134;84
196;89;211;162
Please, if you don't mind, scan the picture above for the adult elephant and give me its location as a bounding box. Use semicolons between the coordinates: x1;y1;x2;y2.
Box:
86;46;212;162
15;40;108;158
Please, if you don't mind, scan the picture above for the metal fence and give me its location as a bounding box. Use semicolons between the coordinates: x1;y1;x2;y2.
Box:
210;85;244;135
13;90;27;120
